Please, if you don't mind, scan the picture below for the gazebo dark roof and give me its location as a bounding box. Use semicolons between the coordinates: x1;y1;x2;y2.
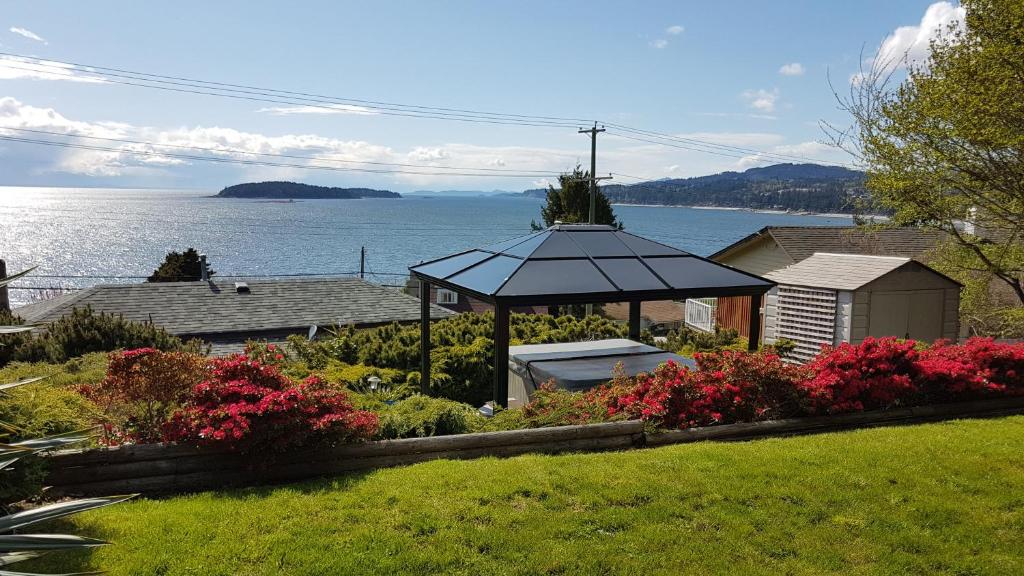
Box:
410;224;773;304
409;224;776;406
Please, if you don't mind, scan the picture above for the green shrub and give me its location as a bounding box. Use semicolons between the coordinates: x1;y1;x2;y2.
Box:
8;307;205;365
377;395;481;439
658;326;744;357
288;313;645;404
0;354;106;439
0;310;31;368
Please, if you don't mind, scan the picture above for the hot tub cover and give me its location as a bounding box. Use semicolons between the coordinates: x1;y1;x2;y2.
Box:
508;338;695;391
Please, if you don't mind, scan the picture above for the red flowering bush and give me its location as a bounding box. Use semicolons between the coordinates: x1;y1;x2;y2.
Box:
603;352;809;429
799;337;922;414
244;341;288;367
917;337;1024;400
164;355;378;453
79;348;208;445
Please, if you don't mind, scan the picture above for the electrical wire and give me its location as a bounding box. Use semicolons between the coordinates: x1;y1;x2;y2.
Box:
1;52;854;166
0;134;561;178
0;127;565;175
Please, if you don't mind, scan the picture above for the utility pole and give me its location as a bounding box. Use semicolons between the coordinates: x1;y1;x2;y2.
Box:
359;246;366;279
578;122;611;320
578;122;606;224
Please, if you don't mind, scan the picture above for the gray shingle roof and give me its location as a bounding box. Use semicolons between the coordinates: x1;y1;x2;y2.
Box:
711;226;945;262
766;253;923;290
14;278;452;337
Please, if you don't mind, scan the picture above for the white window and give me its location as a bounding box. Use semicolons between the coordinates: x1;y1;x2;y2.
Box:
437;288;459;305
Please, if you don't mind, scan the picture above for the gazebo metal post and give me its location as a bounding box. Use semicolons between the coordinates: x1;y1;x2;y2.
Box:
747;294;762;352
419;279;431;394
493;302;510;407
628;300;642;339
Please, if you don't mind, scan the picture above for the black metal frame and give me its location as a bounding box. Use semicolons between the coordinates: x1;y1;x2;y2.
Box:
413;271;770;406
410;225;774;405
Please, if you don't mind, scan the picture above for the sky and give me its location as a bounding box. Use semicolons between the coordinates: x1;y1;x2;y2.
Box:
0;1;965;192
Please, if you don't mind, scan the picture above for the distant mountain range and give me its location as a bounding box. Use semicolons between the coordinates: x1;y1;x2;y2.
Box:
523;163;868;214
217;181;401;199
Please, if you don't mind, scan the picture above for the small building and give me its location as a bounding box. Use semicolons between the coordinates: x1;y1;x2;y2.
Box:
705;225;946;340
762;253;961;362
14;277;453;355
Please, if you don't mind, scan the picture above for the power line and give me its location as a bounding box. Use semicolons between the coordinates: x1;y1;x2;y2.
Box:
605;123;854;167
0;51;854;167
0;134;560;178
0;52;595;125
0;57;584;129
0;127;565;175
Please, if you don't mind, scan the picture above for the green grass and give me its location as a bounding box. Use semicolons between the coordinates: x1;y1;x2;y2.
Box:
28;416;1024;575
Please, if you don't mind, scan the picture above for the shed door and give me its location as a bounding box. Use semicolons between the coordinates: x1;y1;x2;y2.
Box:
868;293;909;338
908;290;944;341
868;290;943;341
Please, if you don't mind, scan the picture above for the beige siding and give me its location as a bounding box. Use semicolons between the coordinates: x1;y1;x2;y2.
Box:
942;287;961;341
856;265;960;343
763;287;779;343
850;291;870;343
834;290;853;345
715;236;794;276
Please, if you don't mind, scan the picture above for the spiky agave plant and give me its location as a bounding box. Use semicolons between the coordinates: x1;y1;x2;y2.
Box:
0;268;134;574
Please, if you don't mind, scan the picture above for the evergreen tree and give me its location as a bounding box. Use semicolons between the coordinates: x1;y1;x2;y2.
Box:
532;166;621;230
147;248;213;282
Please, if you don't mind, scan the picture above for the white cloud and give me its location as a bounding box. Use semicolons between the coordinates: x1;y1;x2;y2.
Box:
735;140;847;170
695;111;777;121
0;56;104;83
650;38;668;49
778;62;804;76
9;27;46;44
256;103;378;116
666;25;684;35
742;88;780;113
0;97;857;188
407;147;449;162
872;1;965;73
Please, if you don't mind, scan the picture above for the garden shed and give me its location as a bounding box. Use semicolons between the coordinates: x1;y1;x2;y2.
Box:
409;224;775;405
762;253;961;362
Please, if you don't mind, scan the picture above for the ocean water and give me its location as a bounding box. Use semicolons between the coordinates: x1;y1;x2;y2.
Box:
0;187;852;306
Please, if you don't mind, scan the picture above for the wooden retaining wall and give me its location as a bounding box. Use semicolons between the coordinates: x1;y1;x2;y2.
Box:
44;397;1024;497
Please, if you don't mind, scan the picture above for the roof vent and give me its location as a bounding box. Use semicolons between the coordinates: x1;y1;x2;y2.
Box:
234;282;250;294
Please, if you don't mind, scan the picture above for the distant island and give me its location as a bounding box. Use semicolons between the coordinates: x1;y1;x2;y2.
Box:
216;181;401;199
523;163;869;214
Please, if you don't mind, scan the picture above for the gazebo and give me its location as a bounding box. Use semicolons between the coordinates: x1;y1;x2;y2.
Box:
409;224;775;405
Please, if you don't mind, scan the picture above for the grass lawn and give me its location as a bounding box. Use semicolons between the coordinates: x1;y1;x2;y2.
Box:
28;416;1024;575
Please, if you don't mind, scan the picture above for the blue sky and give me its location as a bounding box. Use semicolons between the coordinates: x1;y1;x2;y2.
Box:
0;1;963;191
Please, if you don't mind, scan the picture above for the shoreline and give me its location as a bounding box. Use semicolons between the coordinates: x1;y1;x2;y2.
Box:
610;202;887;220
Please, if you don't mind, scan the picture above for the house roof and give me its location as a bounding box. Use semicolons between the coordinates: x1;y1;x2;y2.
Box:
710;226;945;263
409;224;774;305
764;252;958;291
14;277;453;337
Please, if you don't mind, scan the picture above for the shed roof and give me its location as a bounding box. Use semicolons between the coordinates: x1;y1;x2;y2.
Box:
764;252;958;291
15;277;453;336
409;224;773;304
710;226;944;263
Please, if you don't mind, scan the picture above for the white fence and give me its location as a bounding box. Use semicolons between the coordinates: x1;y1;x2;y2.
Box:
684;298;717;333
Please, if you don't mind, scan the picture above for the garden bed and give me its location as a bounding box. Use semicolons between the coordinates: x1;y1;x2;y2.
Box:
45;396;1024;496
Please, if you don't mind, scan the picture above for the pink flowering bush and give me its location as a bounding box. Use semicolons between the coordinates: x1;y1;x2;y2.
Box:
917;338;1024;399
799;337;922;414
517;337;1024;429
164;355;377;453
602;351;809;428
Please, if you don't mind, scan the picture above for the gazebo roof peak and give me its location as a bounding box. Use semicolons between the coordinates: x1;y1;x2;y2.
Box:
410;225;773;304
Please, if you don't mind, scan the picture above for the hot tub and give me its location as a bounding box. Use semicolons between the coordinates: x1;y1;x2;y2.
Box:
506;338;695;407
